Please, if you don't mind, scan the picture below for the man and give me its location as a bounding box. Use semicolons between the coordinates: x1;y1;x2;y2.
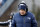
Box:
0;0;2;8
9;13;14;27
11;1;37;27
0;0;2;5
0;0;7;8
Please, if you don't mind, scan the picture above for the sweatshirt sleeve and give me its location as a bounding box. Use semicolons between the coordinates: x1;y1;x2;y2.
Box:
31;14;37;27
11;15;16;27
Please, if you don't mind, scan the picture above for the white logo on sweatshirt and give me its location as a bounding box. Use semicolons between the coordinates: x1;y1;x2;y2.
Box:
27;17;31;20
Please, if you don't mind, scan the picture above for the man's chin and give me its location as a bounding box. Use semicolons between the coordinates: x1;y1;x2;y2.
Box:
20;14;25;15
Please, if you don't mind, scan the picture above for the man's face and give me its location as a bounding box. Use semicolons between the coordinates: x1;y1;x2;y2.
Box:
0;3;1;5
19;9;26;15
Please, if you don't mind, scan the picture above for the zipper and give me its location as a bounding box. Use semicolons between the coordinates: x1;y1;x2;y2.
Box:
24;17;25;24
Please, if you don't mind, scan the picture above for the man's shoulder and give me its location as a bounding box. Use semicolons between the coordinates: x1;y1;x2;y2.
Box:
13;12;19;16
28;11;35;16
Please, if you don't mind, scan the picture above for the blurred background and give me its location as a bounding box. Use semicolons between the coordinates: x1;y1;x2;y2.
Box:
0;0;40;27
